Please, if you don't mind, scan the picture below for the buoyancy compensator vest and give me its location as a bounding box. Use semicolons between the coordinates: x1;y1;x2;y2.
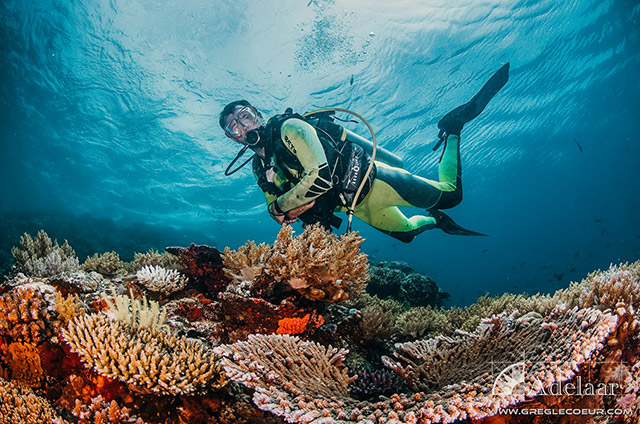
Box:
252;108;376;230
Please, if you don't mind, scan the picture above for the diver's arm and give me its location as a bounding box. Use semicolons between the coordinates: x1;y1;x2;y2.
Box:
273;118;333;212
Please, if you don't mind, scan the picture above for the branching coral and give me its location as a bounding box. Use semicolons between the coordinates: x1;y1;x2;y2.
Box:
62;312;226;395
101;290;167;330
81;251;125;277
136;265;187;294
222;240;272;282
11;230;79;277
59;396;147;424
132;249;185;271
0;286;53;344
0;376;60;423
266;224;369;303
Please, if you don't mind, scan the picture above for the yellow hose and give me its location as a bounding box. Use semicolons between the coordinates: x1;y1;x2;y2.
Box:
303;107;377;233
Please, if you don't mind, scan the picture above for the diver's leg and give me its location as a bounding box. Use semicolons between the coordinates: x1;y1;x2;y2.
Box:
374;141;462;211
353;178;436;243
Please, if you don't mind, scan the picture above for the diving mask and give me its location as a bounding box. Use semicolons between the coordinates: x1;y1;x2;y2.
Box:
223;105;263;142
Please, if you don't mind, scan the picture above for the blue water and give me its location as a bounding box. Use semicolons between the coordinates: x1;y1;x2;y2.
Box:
1;0;639;305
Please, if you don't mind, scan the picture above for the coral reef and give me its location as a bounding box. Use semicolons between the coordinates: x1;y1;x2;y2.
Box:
136;265;187;294
0;376;60;423
10;230;79;277
82;251;125;277
58;396;147;424
222;240;272;282
1;227;639;423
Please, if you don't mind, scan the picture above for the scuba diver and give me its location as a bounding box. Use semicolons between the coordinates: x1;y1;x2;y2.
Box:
219;63;510;243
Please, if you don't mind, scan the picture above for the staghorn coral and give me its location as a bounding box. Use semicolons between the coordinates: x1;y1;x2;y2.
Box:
101;290;167;330
82;251;125;277
0;376;60;423
266;224;369;303
222;240;272;282
576;262;640;310
58;396;147;424
62;313;226;395
359;303;395;341
11;230;79;277
0;286;53;344
136;265;187;294
132;249;185;271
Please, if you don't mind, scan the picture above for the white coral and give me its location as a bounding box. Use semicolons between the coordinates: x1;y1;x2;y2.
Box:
136;265;187;294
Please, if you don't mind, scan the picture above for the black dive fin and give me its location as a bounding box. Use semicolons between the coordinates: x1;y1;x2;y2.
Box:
433;62;510;151
428;209;488;236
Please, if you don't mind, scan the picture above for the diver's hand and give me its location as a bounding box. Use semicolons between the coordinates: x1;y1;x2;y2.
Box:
285;200;316;219
268;200;316;225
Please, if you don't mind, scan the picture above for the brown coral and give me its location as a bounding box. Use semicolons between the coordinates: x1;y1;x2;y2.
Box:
266;224;369;303
0;376;60;423
62;313;226;395
0;286;53;344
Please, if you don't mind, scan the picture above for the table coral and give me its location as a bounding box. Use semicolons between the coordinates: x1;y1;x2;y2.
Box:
63;313;226;395
218;305;624;423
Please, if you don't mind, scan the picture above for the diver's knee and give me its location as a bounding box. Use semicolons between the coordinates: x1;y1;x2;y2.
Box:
435;189;462;209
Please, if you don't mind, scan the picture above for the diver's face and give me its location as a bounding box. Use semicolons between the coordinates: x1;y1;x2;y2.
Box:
223;105;262;144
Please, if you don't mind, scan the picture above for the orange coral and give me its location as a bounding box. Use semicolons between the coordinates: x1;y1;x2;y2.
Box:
276;314;324;335
276;314;310;335
3;342;44;387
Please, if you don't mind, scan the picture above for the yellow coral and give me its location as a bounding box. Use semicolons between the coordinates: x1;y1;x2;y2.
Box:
54;291;85;325
62;313;226;395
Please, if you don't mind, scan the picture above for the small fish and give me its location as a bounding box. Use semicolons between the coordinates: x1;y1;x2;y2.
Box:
569;267;576;273
595;218;602;223
605;243;612;248
554;273;564;281
573;251;580;258
350;74;354;85
574;138;583;152
481;249;488;253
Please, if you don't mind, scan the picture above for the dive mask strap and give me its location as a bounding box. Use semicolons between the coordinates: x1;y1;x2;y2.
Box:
224;145;255;176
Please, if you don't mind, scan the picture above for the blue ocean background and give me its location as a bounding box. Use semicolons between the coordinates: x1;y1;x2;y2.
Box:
1;0;638;306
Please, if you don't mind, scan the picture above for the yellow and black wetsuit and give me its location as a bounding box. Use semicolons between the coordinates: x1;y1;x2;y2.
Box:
253;118;462;243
